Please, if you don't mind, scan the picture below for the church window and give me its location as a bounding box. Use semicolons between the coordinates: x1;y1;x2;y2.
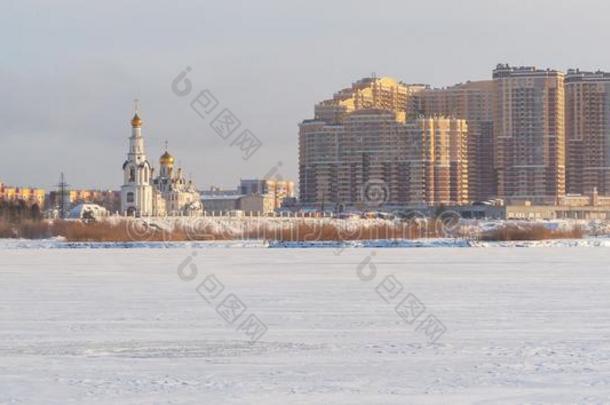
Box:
129;167;135;182
127;192;134;203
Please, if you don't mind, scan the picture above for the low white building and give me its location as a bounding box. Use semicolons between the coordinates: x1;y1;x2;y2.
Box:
68;203;109;220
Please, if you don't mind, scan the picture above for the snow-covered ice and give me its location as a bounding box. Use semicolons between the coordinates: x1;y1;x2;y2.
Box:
1;248;610;404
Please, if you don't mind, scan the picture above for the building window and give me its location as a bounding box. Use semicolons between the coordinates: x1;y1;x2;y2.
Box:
129;167;135;182
127;192;134;203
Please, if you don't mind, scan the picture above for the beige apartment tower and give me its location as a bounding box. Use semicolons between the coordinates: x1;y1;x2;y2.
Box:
565;69;610;195
313;76;426;124
411;80;495;201
492;64;565;204
299;86;469;208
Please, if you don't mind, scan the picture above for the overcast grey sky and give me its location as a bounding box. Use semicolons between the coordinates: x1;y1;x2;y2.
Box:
2;0;610;190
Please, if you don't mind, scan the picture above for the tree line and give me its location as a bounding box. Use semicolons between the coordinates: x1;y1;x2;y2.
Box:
0;200;43;223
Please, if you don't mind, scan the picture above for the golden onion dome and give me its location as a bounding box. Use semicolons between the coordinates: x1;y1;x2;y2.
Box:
131;113;143;128
160;151;175;165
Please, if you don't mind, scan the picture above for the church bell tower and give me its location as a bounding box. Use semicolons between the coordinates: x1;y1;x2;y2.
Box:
120;101;154;216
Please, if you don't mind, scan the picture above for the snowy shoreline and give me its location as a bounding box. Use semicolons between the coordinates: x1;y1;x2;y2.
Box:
2;237;610;249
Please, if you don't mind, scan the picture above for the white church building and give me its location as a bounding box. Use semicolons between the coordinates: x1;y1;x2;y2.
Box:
120;109;203;217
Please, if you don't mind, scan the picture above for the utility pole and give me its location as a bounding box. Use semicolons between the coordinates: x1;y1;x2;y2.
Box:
56;172;70;219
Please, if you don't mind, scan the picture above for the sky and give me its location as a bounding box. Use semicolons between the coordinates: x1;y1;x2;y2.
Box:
2;0;610;191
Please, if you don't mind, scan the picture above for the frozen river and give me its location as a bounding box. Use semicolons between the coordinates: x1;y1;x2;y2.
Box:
1;248;610;404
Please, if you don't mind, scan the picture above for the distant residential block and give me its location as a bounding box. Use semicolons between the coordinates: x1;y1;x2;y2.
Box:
565;69;610;196
0;181;45;207
492;64;566;204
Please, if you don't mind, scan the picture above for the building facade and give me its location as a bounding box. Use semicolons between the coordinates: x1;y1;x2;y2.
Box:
412;80;496;201
200;193;242;213
200;178;295;215
299;103;469;208
238;194;276;214
565;69;610;195
0;181;45;207
313;76;425;125
238;179;295;210
492;64;566;204
200;191;276;215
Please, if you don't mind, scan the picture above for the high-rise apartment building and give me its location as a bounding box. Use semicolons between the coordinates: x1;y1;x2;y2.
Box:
299;97;468;208
565;69;610;195
313;76;426;124
492;64;565;204
300;67;585;209
411;80;495;201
